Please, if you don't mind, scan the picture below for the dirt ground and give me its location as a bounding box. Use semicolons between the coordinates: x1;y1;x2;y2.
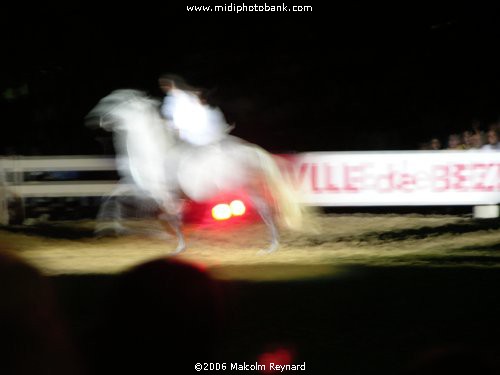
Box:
2;213;500;280
2;213;500;374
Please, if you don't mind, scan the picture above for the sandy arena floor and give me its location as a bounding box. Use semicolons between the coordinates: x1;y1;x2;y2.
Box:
1;213;499;280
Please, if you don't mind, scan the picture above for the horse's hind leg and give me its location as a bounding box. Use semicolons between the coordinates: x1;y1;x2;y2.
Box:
249;193;279;254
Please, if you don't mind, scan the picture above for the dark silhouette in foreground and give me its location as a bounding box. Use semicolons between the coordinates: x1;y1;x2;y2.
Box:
90;258;225;374
0;249;83;375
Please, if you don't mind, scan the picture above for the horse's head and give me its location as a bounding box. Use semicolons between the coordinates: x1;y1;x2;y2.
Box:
85;89;151;131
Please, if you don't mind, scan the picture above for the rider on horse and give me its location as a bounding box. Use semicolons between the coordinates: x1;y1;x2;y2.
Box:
158;74;233;146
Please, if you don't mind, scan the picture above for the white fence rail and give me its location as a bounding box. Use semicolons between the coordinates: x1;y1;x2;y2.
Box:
0;156;118;197
1;152;500;225
0;156;121;224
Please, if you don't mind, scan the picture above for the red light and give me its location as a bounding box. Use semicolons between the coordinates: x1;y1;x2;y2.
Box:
211;203;231;220
230;200;246;216
258;347;294;373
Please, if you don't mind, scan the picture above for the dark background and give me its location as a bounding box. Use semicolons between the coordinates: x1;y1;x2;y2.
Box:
3;2;500;155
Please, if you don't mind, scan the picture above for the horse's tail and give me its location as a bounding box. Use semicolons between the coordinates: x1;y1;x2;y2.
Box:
252;146;313;232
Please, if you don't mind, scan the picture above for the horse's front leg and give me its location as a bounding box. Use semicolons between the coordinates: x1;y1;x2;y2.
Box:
95;183;132;236
158;202;186;255
249;193;279;254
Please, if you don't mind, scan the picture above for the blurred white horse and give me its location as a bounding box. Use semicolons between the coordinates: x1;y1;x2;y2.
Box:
86;89;306;254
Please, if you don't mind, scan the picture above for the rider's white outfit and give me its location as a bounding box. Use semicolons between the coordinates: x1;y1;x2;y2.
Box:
161;89;231;146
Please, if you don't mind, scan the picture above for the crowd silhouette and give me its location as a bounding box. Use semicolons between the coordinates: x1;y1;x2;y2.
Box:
419;119;500;151
0;247;225;374
0;249;83;375
88;258;225;374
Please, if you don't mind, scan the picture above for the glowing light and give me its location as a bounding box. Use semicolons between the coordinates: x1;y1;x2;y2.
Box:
258;347;294;373
212;203;231;221
230;200;246;216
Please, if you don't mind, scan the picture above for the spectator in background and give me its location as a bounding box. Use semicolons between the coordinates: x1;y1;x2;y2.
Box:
418;138;441;150
472;120;485;147
466;131;484;150
429;138;442;150
481;128;500;151
446;133;465;150
462;130;474;149
462;119;486;150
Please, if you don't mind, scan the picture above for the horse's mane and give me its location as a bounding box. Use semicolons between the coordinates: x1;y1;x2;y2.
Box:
109;89;147;100
97;89;160;108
